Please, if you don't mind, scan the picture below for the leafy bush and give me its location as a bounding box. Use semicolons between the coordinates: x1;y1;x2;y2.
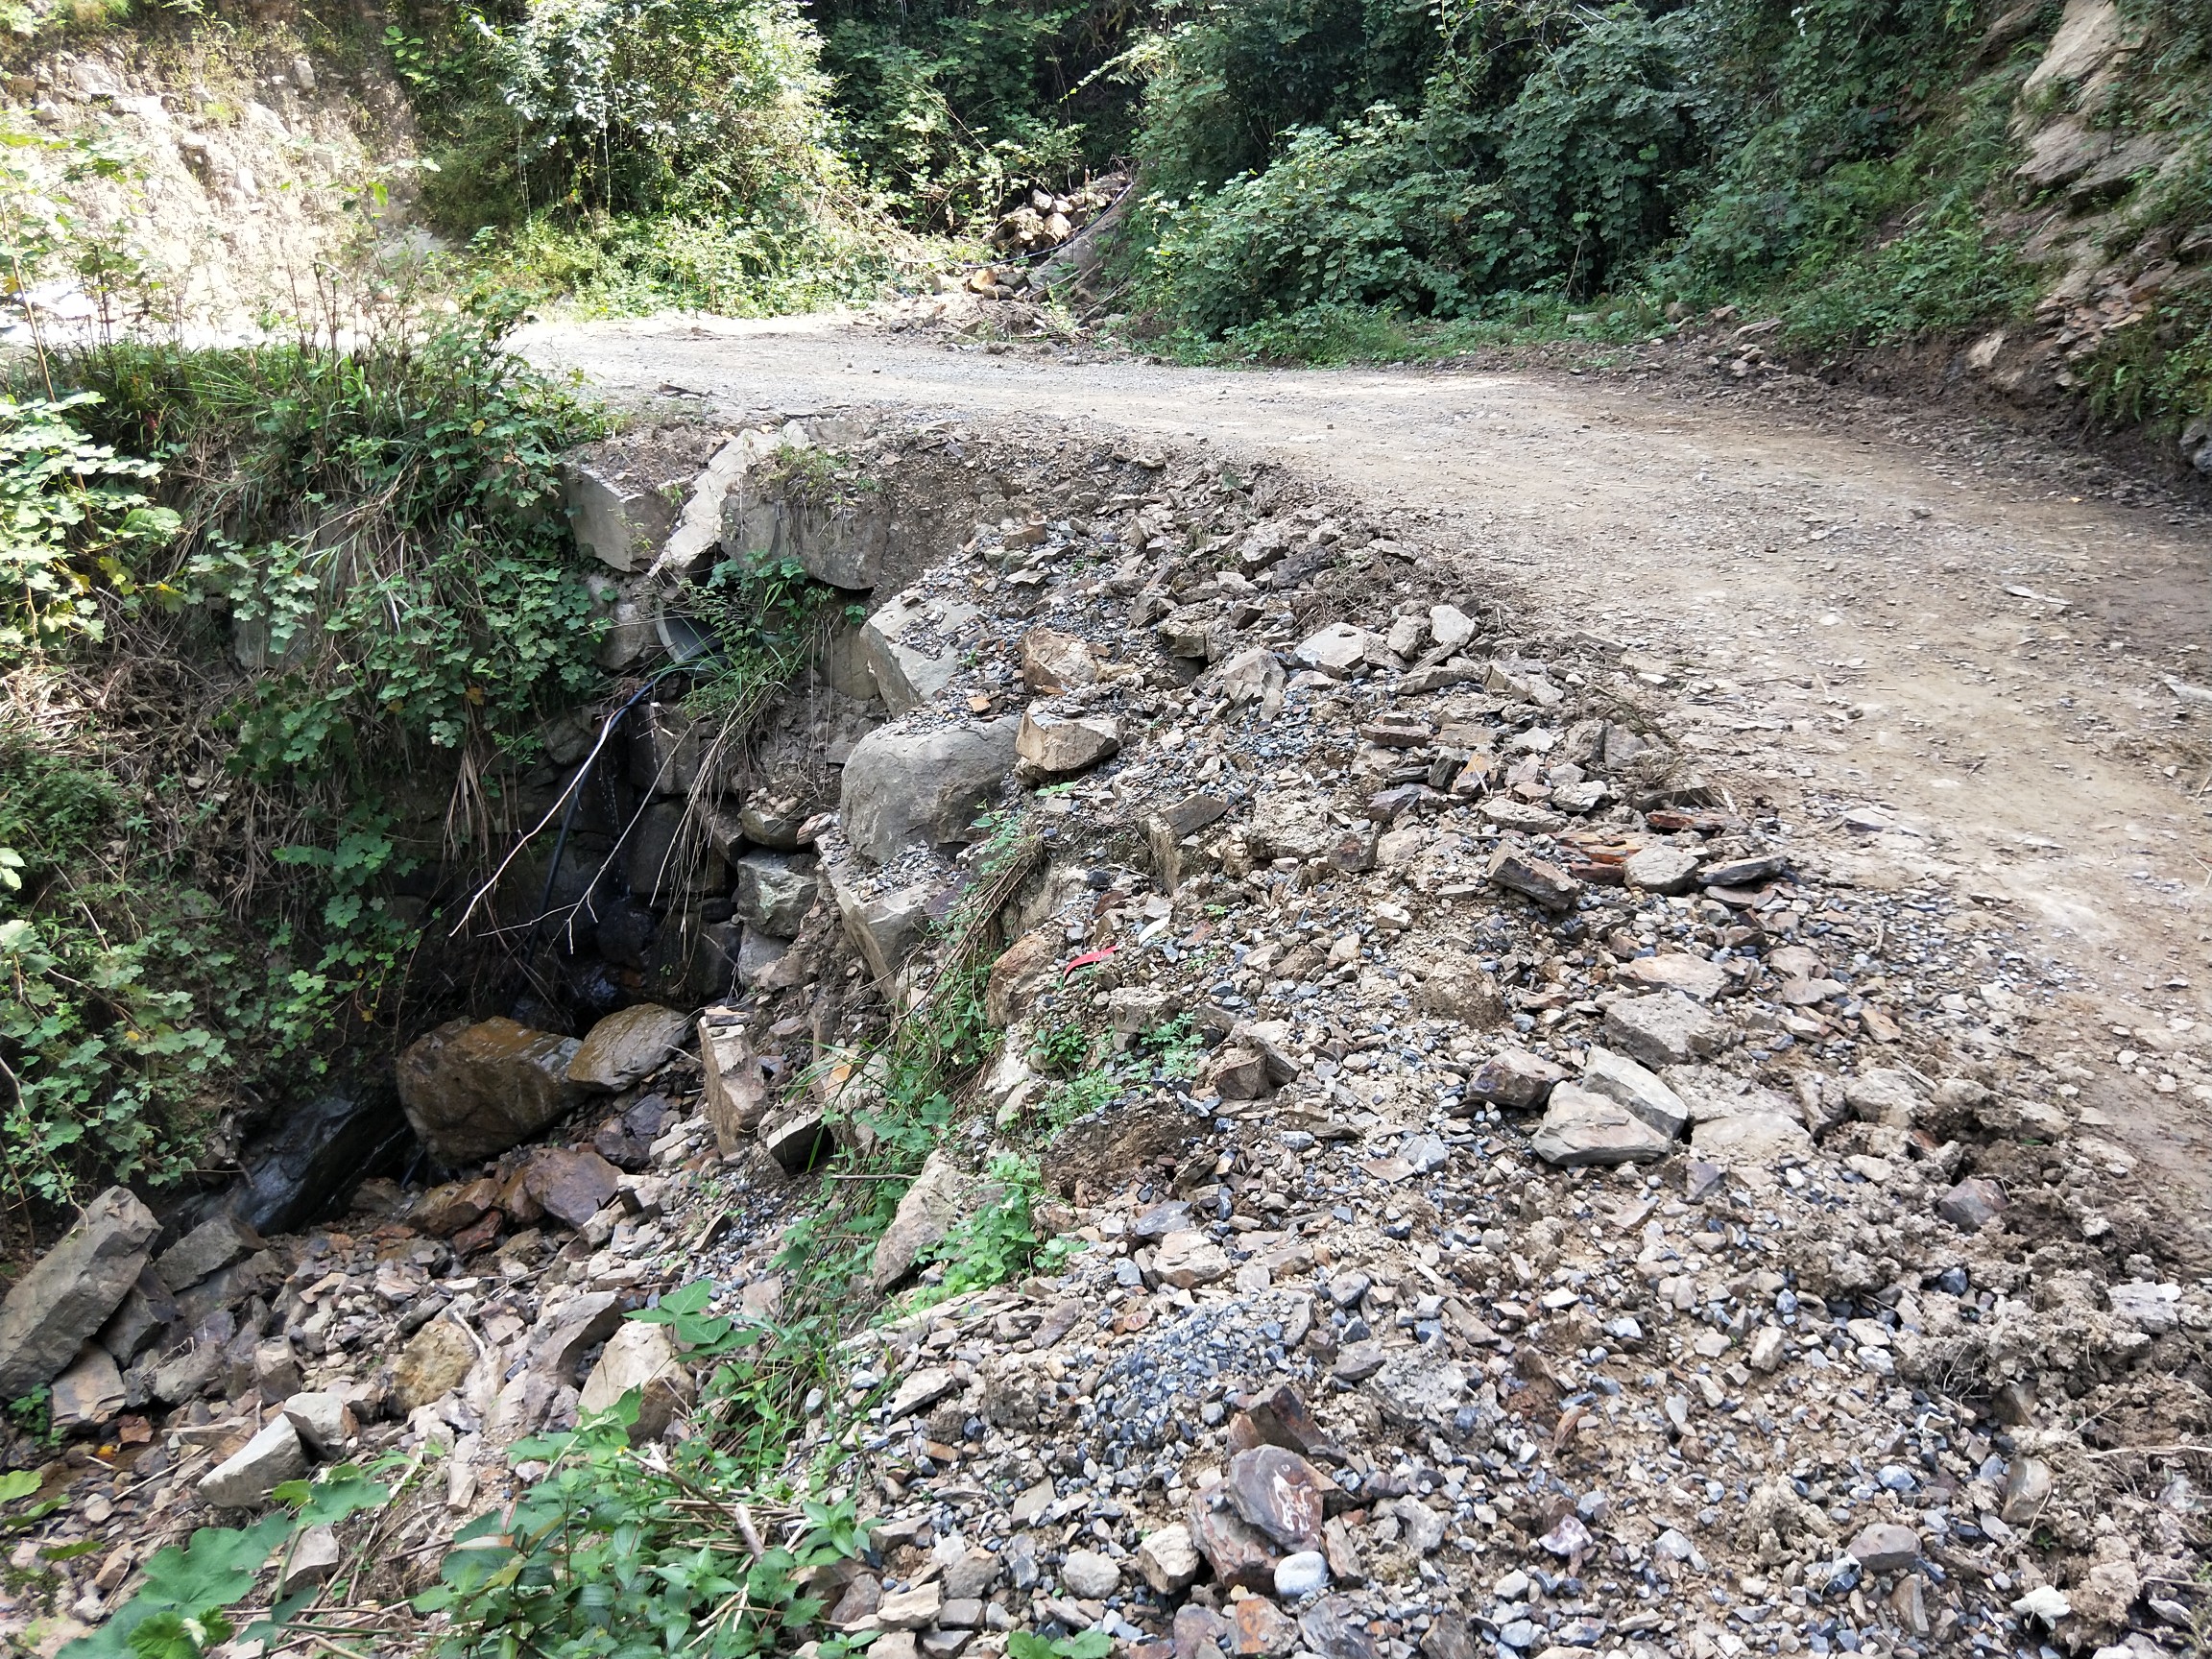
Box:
815;0;1128;231
1141;4;1702;336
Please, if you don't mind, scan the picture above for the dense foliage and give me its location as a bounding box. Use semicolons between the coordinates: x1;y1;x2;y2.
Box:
0;294;613;1204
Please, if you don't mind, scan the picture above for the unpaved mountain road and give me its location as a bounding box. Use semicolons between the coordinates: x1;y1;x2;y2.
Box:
529;314;2212;1231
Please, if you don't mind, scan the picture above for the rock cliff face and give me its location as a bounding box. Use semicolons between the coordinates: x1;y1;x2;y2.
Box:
4;12;426;338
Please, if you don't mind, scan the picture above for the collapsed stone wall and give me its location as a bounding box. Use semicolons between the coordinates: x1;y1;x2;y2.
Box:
1;412;2207;1659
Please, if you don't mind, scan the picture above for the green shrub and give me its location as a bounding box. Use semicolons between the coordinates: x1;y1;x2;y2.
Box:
1140;4;1701;337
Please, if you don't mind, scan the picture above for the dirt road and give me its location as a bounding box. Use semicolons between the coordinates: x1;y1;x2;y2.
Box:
529;314;2212;1222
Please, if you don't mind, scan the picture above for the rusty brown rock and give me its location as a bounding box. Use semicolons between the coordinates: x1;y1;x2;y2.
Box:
1224;1445;1328;1552
396;1018;589;1166
1188;1491;1279;1591
521;1147;622;1229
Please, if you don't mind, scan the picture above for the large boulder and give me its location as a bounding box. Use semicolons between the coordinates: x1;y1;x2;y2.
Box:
579;1321;695;1442
396;1018;589;1167
1015;709;1119;780
0;1187;157;1400
839;718;1021;865
567;1004;691;1093
872;1153;995;1292
862;590;982;715
1528;1084;1676;1167
733;851;819;938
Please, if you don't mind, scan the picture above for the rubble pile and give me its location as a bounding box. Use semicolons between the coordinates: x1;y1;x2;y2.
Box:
0;415;2205;1659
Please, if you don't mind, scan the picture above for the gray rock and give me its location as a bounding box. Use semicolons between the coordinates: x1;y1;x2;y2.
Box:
1845;1522;1921;1575
2000;1456;2053;1525
1529;1084;1676;1166
1019;627;1099;694
1294;624;1380;678
839;718;1022;865
1060;1549;1120;1599
566;1004;690;1093
625;802;726;905
1015;709;1119;779
1136;1524;1201;1594
872;1153;988;1292
1845;1069;1922;1128
1577;1046;1689;1136
733;852;818;939
1274;1551;1329;1598
1429;604;1476;652
578;1321;694;1442
1213;647;1286;715
2108;1281;2181;1334
565;459;676;573
281;1391;355;1458
396;1018;589;1167
1601;994;1728;1069
1690;1113;1812;1168
49;1345;125;1431
201;1415;308;1508
826;863;939;981
1463;1049;1564;1111
0;1186;157;1400
735;926;793;990
862;590;982;714
153;1213;262;1294
1365;1350;1468;1432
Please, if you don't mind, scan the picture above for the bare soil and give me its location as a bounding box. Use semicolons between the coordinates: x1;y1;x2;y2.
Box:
525;314;2212;1244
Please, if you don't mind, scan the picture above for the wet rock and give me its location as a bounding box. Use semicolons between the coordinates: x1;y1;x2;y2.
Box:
394;1317;478;1412
567;1004;691;1093
1529;1084;1676;1166
201;1415;308;1508
1016;709;1120;779
396;1018;589;1167
232;1084;413;1237
521;1147;622;1229
579;1320;694;1441
733;852;819;939
840;718;1022;864
1577;1046;1689;1136
1936;1176;2007;1233
1020;627;1099;694
0;1186;158;1400
1225;1445;1328;1552
1601;994;1728;1068
1464;1049;1564;1111
1486;846;1581;910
